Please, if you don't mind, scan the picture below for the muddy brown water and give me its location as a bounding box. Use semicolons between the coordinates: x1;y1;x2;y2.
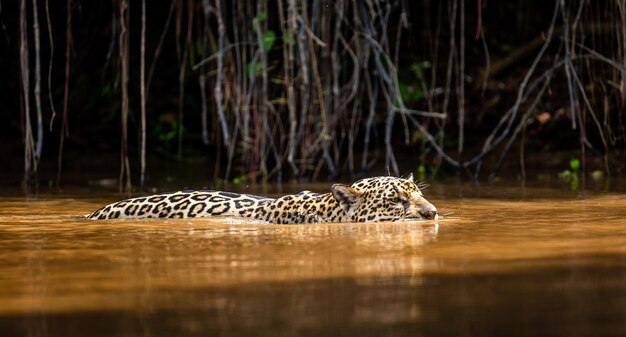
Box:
1;180;626;336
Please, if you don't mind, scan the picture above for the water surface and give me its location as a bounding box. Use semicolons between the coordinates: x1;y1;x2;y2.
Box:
1;181;625;336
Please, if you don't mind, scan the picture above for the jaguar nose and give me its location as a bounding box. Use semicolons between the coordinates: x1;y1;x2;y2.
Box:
419;210;438;220
414;195;438;220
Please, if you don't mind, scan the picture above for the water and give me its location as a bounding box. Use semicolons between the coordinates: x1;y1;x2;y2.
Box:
1;181;626;336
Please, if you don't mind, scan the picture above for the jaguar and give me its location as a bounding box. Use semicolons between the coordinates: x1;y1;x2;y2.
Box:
86;175;438;223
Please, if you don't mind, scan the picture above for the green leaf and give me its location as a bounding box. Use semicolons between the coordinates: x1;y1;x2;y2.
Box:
570;158;580;172
252;11;267;32
232;175;247;185
283;31;295;46
262;30;276;51
399;82;423;103
410;63;422;79
413;90;424;102
558;169;572;181
417;165;426;181
247;61;263;78
409;61;431;80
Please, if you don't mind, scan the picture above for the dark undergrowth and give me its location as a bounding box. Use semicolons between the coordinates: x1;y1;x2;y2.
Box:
2;0;625;190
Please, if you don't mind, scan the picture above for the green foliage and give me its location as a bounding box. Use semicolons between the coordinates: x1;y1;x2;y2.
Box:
153;115;182;159
232;175;248;185
215;175;250;186
416;165;426;182
411;61;431;78
558;157;581;190
252;10;267;29
214;176;248;185
397;61;431;105
247;61;263;78
411;130;425;143
283;30;295;46
252;10;276;52
156;121;178;143
569;158;580;172
262;30;276;51
247;10;275;79
246;30;275;78
558;169;573;180
399;83;424;103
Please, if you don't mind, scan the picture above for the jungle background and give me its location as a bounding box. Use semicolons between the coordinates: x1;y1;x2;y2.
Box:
1;0;625;190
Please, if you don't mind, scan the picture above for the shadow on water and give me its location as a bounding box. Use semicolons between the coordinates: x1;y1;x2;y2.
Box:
1;180;626;336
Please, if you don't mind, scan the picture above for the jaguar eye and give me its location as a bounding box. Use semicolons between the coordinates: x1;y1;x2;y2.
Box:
398;197;410;208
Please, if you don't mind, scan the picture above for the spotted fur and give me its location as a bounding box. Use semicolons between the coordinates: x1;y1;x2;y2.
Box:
86;175;438;223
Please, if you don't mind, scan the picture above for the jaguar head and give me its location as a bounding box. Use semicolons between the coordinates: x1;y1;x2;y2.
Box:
331;174;438;222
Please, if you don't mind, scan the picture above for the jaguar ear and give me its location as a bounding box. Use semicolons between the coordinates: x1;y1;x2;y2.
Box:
331;184;359;213
406;173;414;183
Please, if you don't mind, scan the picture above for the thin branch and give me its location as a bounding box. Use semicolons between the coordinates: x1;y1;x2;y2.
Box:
146;0;175;99
140;0;146;188
56;0;72;188
200;0;210;145
45;0;57;131
32;0;43;166
19;0;34;187
214;0;230;147
458;0;465;153
119;0;131;191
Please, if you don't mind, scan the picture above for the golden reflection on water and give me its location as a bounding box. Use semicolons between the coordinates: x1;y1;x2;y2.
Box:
1;185;626;335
